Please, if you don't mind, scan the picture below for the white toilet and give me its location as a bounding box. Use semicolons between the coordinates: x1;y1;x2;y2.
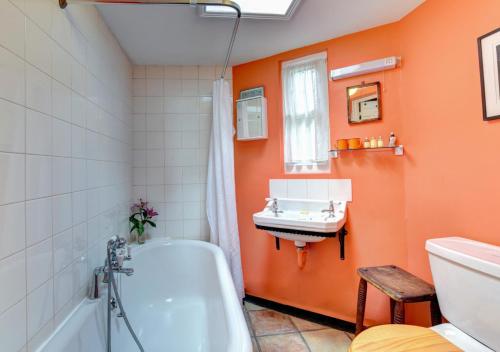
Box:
426;237;500;351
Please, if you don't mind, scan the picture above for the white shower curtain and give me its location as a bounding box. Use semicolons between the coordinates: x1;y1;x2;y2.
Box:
206;79;244;301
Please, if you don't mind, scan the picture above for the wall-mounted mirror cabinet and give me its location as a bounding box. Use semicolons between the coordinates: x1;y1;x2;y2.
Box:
236;96;268;140
347;82;381;123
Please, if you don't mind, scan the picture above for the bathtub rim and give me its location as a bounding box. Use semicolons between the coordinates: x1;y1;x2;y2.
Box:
35;238;251;352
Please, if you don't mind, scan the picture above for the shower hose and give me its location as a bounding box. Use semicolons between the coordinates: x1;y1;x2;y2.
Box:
106;247;145;352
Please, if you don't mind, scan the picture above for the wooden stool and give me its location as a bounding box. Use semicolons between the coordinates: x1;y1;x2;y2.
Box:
355;265;441;335
349;325;461;352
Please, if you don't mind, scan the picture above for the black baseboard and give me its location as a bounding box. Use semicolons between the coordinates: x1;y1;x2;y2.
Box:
244;295;356;334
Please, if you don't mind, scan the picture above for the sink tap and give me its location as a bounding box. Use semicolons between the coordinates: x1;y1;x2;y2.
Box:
321;201;335;218
269;198;284;217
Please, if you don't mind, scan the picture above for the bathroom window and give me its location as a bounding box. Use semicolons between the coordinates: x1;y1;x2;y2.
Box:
282;52;330;173
201;0;301;20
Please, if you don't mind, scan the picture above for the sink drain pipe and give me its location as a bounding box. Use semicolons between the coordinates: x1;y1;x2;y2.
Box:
295;241;307;269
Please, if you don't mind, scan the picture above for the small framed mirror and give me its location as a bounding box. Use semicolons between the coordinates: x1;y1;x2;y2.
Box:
347;82;381;123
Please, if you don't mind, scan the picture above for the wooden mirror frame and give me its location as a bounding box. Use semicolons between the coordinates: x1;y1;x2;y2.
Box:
346;81;381;124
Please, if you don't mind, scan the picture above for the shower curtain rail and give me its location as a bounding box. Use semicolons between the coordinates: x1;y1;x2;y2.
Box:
59;0;241;79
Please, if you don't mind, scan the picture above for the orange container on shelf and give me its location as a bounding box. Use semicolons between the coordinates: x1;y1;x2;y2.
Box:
336;139;348;150
348;138;362;149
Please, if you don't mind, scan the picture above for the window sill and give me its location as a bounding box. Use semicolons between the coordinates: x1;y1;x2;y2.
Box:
285;161;330;174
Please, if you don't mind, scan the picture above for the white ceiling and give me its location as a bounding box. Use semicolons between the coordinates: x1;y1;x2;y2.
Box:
97;0;424;66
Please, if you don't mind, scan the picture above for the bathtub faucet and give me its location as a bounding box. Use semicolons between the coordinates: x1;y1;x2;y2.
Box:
88;236;134;300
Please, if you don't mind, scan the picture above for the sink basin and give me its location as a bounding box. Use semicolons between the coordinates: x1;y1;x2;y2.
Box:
253;198;347;248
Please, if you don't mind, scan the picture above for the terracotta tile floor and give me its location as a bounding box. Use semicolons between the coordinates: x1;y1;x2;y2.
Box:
244;302;353;352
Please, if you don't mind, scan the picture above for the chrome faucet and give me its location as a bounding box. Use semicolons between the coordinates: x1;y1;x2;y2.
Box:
89;236;134;300
269;198;283;217
321;201;335;218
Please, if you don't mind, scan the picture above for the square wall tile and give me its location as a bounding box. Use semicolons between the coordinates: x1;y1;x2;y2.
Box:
269;179;287;198
72;222;87;260
198;66;216;80
26;197;52;247
182;80;198;96
52;194;72;234
329;179;352;202
26;64;51;115
0;299;27;352
133;79;146;96
0;152;25;205
71;159;87;192
165;79;182;97
26;109;52;155
53;119;71;157
181;66;198;79
146;78;164;97
287;180;307;199
0;202;26;260
52;80;72;122
0;99;25;153
54;229;73;274
307;180;329;200
0;45;25;105
51;43;72;88
26;19;52;75
0;251;26;315
165;66;181;79
27;238;53;293
0;0;25;58
26;155;51;200
27;279;53;339
52;157;72;195
146;65;164;79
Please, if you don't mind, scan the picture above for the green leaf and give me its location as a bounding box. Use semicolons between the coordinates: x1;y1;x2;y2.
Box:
145;220;156;228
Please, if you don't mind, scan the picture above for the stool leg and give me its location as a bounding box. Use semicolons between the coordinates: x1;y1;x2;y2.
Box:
393;302;405;324
430;297;442;326
355;278;367;335
390;298;395;324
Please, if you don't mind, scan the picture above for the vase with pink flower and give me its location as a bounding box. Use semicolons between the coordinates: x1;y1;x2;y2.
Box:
129;199;158;245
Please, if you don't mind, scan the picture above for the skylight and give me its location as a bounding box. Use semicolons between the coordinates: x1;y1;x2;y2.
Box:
201;0;301;20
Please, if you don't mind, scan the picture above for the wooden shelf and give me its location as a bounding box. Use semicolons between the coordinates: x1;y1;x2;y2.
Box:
329;145;404;158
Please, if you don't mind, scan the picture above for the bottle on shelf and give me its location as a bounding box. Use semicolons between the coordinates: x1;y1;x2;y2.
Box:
377;136;384;148
388;132;397;147
363;137;370;148
369;136;377;148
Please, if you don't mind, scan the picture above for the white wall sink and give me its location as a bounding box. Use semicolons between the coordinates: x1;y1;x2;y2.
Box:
253;198;347;258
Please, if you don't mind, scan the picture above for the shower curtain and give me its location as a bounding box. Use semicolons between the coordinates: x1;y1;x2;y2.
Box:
206;79;244;301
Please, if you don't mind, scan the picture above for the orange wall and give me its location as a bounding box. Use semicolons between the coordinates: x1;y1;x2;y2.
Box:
233;0;500;326
399;0;500;323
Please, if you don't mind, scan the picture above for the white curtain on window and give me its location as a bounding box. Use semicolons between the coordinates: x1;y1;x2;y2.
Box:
206;79;244;301
282;52;330;164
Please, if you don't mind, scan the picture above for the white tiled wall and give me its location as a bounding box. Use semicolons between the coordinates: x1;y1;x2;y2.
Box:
0;1;132;351
269;179;352;202
132;65;231;241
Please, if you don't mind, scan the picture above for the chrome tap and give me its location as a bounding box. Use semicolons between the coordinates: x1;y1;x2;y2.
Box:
321;201;335;218
88;236;134;300
269;198;283;217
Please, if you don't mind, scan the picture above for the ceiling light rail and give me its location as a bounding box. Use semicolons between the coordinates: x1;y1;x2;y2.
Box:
59;0;241;79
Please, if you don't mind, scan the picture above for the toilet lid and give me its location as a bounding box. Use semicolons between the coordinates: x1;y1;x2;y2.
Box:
431;324;494;352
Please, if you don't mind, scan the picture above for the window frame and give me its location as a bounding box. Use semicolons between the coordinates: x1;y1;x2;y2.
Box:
199;0;302;20
281;51;331;174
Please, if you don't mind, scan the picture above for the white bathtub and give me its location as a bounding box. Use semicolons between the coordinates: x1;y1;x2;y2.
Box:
37;239;252;352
